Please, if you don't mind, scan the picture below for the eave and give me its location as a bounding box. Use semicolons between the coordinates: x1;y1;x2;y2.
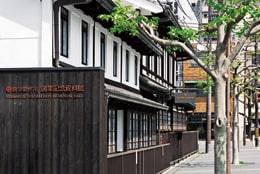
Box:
75;0;163;56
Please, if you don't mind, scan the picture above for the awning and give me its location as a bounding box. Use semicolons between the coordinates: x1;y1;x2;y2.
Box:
105;84;168;110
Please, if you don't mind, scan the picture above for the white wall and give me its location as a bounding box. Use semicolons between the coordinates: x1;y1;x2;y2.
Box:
61;6;140;90
59;6;95;67
0;0;53;68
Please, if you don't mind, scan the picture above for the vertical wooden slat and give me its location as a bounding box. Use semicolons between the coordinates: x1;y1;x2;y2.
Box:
0;73;6;174
0;69;105;174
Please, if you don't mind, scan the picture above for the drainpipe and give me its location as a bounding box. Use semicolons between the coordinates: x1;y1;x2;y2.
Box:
53;0;92;67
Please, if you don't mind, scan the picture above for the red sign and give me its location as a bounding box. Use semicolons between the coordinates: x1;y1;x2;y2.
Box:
5;84;85;99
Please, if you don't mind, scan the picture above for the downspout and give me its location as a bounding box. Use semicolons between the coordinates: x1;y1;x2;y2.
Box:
53;0;93;67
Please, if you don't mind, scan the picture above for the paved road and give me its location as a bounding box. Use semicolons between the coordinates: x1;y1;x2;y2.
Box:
162;140;260;174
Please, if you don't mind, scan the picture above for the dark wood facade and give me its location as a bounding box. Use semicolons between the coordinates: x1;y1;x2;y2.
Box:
0;68;106;174
107;131;198;174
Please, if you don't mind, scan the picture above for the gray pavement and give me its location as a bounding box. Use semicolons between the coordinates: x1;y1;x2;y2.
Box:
162;140;260;174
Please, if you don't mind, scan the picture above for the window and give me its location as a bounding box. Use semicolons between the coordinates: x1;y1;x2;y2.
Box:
159;110;169;130
140;114;148;147
108;109;159;152
134;56;138;85
146;55;150;70
108;109;117;153
113;41;118;77
189;59;199;67
253;53;260;65
125;50;129;82
161;56;164;78
127;111;139;149
100;32;106;69
185;82;212;96
127;111;157;150
154;55;158;74
61;7;69;57
150;115;157;146
203;12;208;18
173;109;187;131
141;114;157;147
167;55;170;81
82;21;88;65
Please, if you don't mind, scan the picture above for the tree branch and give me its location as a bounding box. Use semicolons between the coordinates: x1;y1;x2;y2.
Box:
228;30;251;63
221;13;245;53
249;20;260;35
140;21;217;79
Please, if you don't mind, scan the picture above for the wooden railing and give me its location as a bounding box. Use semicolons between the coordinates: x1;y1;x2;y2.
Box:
107;131;198;174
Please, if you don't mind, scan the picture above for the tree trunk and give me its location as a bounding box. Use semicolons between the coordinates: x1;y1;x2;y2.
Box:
232;86;239;164
214;77;227;174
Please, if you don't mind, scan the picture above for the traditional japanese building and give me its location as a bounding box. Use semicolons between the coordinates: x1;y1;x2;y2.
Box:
0;0;199;173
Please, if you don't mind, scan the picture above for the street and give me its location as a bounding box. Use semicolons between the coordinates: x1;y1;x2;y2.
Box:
162;140;260;174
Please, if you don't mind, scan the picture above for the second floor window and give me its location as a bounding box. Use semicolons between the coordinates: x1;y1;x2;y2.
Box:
81;21;88;65
125;50;129;82
61;7;69;57
134;56;138;85
154;55;158;74
113;41;118;77
100;32;106;69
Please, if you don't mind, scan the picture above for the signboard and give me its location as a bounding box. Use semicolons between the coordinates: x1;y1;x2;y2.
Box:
0;68;106;174
5;84;84;99
174;92;196;104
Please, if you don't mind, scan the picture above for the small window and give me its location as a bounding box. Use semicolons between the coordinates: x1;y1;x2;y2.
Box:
82;21;88;65
203;13;208;18
61;7;69;57
189;59;199;67
154;55;158;74
113;41;118;77
146;55;150;70
252;53;260;65
100;32;106;69
134;56;138;85
125;50;129;82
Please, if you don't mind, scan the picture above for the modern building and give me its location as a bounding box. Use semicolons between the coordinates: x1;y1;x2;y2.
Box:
0;0;199;173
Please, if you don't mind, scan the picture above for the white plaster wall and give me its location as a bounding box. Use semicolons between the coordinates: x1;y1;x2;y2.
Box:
60;6;140;90
59;6;94;67
0;0;52;67
121;43;140;89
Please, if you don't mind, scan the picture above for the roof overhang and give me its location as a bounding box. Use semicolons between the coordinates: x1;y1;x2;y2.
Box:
105;84;169;110
75;0;163;56
116;0;163;15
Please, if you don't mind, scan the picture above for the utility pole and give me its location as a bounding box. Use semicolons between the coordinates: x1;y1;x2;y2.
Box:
254;41;259;147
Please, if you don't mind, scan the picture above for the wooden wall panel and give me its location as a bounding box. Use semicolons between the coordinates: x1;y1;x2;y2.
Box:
0;68;106;174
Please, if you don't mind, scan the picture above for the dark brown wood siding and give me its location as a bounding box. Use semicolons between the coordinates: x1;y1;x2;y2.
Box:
0;68;106;174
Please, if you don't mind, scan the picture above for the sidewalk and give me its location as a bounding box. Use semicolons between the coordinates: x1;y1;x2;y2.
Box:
162;140;260;174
